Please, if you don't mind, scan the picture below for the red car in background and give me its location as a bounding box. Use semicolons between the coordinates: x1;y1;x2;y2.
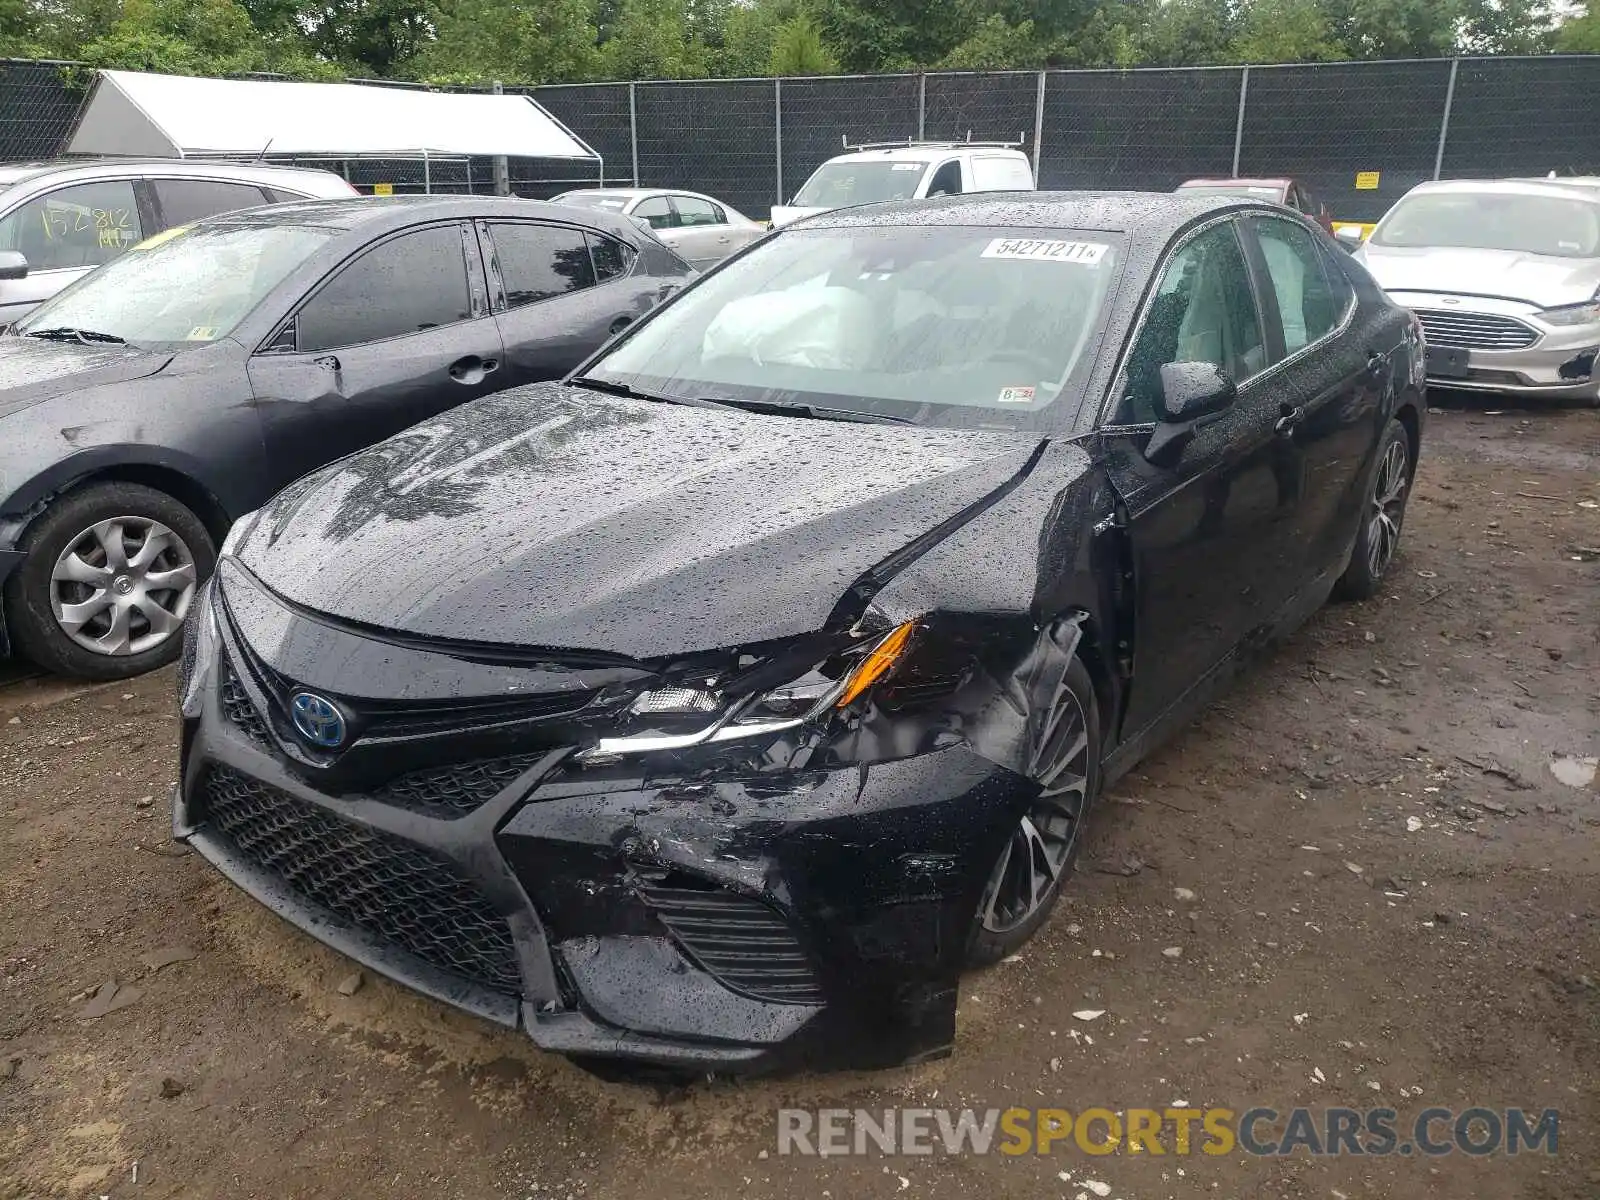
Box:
1176;177;1335;234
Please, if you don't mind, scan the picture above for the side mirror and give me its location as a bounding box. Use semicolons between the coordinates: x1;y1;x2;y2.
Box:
1145;361;1236;467
1334;226;1365;251
0;250;28;281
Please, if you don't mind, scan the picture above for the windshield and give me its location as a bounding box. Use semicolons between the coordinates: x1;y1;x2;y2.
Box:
791;161;929;209
556;192;633;213
1373;191;1600;257
1178;183;1286;199
13;221;336;347
585;225;1122;431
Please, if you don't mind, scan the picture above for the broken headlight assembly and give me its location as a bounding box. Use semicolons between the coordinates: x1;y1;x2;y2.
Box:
1536;298;1600;328
575;619;919;762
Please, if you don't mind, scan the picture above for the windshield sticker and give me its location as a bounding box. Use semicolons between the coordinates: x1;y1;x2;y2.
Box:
184;325;218;340
981;238;1108;264
892;163;922;171
997;385;1036;404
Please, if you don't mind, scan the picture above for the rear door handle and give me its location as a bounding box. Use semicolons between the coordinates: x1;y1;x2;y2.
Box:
448;355;499;385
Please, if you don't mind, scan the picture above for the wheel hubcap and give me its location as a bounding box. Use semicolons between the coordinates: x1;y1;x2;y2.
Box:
49;516;197;657
978;687;1090;934
1366;438;1409;579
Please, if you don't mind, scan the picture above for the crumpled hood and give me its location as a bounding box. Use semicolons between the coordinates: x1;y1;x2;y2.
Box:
1358;243;1600;308
0;336;172;420
235;384;1046;659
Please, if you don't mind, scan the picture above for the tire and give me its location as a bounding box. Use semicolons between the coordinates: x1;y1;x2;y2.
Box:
4;482;215;681
966;653;1102;968
1335;417;1412;602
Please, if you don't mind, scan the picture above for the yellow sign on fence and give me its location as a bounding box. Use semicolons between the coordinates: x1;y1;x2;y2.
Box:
372;182;394;196
1354;171;1381;191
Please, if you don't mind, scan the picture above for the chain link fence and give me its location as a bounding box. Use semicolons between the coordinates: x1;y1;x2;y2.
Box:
2;55;1599;222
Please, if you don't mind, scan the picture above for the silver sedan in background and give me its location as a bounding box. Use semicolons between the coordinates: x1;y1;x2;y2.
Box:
550;187;765;268
1354;179;1600;405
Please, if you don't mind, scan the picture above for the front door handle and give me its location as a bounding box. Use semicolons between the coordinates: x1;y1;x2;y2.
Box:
314;354;341;372
1275;403;1305;435
448;355;499;385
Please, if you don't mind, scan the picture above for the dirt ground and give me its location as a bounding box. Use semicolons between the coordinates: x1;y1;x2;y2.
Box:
2;401;1597;1200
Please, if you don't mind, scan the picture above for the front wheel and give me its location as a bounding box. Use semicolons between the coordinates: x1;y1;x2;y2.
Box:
1335;418;1411;601
966;652;1102;967
4;482;215;680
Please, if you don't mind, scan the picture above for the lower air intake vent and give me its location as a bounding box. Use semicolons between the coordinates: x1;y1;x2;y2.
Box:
638;881;826;1005
197;765;522;996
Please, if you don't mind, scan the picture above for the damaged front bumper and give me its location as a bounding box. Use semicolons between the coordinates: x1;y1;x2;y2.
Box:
173;594;1038;1072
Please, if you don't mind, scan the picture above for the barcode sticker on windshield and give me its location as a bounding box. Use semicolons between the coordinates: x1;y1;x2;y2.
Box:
997;386;1036;404
892;163;922;171
981;238;1108;264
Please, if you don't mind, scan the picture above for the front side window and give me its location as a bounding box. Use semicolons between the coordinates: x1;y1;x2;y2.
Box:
488;222;595;308
586;224;1123;432
1120;221;1265;423
154;180;267;228
926;161;963;197
632;196;675;230
297;224;470;352
672;196;724;226
12;220;334;347
0;180;144;272
1254;217;1343;354
791;161;929;209
1373;191;1600;257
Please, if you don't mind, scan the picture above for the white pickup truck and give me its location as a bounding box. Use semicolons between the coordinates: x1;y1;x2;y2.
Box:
771;140;1036;228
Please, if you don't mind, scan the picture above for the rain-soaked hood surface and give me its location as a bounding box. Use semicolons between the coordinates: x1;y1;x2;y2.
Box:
235;385;1048;659
1359;243;1600;308
0;337;172;419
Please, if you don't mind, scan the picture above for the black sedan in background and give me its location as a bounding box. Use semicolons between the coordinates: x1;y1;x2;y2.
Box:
176;193;1425;1073
0;196;693;679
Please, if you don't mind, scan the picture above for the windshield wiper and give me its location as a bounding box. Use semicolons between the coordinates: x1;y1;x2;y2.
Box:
568;376;734;412
703;397;916;426
24;326;127;345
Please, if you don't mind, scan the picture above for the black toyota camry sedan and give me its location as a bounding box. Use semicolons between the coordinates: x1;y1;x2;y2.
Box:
0;195;691;679
174;192;1425;1073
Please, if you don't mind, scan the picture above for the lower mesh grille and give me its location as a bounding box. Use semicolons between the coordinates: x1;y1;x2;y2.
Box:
639;883;826;1005
218;664;270;747
372;754;547;818
197;765;522;995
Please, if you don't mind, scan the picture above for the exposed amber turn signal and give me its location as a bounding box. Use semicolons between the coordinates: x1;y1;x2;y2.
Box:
835;621;917;708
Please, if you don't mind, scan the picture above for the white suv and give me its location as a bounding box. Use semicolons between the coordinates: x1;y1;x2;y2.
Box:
771;141;1035;228
0;159;357;323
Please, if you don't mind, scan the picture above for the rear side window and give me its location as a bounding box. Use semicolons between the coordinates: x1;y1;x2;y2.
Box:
970;155;1034;192
262;186;313;204
589;234;633;282
0;179;144;271
489;222;596;308
298;224;471;351
153;180;268;228
1254;217;1343;354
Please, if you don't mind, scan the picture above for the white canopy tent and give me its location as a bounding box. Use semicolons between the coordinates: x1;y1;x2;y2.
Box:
65;70;601;189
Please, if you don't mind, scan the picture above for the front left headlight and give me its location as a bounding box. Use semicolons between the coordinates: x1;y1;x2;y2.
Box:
1537;300;1600;327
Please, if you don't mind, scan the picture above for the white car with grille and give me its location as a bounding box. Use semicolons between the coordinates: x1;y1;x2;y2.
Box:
1354;179;1600;405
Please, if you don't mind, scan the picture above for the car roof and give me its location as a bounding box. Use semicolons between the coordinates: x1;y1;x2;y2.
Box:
203;194;644;239
796;190;1272;236
1180;177;1292;188
825;144;1029;164
1401;178;1600;203
0;157;346;186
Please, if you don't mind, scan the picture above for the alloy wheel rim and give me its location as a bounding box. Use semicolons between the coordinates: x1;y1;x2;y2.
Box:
49;516;197;656
978;687;1090;934
1366;438;1409;579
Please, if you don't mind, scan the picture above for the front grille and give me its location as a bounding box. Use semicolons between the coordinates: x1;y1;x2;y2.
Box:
197;765;522;995
639;882;826;1005
218;663;270;747
372;754;547;818
1415;309;1540;350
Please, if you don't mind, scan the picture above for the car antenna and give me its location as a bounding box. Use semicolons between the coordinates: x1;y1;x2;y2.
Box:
254;138;274;164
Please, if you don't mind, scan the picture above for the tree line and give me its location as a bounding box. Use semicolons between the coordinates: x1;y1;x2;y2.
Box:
0;0;1595;86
